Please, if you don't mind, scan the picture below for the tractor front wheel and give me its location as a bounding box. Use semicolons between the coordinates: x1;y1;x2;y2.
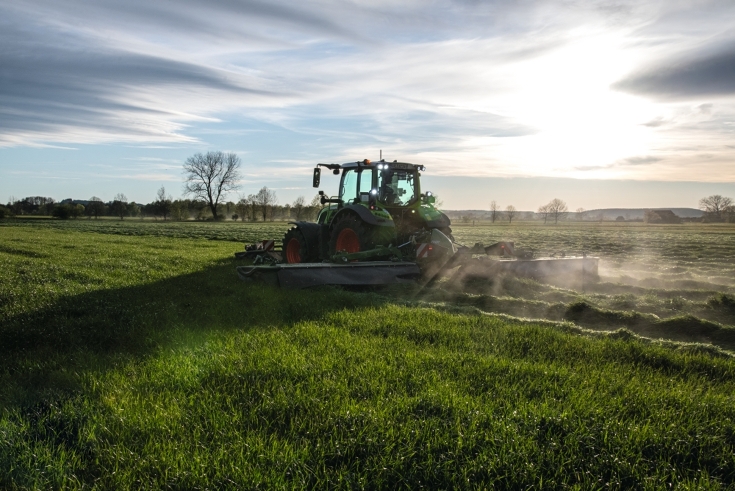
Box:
282;227;315;263
329;216;375;255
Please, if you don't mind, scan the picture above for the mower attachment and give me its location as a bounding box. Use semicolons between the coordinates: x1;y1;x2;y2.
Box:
236;261;421;289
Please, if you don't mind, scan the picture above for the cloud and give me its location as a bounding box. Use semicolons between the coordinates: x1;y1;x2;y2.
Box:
3;0;735;189
573;155;661;172
642;117;667;127
0;0;625;149
613;40;735;100
0;8;296;147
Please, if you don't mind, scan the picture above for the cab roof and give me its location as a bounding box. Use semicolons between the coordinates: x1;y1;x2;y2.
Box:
318;160;426;171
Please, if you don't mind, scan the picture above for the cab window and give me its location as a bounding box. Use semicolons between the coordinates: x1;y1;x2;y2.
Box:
378;169;417;206
340;169;359;203
359;168;374;196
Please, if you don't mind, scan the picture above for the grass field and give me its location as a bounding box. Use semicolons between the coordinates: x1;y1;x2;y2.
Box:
1;218;735;489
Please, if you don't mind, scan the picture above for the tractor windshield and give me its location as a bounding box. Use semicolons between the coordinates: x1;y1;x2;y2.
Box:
378;169;417;207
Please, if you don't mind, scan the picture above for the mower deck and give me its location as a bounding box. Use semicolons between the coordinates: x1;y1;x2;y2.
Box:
237;261;422;289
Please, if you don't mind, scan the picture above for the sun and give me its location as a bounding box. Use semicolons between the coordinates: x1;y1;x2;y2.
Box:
474;30;661;178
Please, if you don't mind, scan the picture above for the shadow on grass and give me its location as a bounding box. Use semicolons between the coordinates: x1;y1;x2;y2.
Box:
0;258;390;408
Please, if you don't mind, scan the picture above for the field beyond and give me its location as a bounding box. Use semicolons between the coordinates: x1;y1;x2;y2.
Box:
1;219;734;489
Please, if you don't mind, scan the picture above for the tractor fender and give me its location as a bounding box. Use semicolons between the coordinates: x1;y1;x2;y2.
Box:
425;211;451;230
330;205;395;228
288;221;322;246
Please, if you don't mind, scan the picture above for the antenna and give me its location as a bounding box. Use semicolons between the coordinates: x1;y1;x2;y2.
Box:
380;149;382;160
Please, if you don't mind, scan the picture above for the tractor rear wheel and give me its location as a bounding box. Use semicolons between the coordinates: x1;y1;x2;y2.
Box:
329;216;375;255
282;227;316;263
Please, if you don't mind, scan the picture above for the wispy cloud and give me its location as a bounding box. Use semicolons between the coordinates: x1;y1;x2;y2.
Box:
613;40;735;100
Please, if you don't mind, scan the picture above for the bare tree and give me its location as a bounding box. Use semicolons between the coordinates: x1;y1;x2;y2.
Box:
547;198;568;224
575;207;586;221
537;204;550;224
489;200;499;223
235;197;249;222
308;194;322;220
505;205;517;224
291;195;306;220
183;151;241;220
255;186;277;222
699;195;733;221
155;186;173;220
111;193;128;220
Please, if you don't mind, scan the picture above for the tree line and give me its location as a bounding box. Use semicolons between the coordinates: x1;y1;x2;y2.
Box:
484;198;568;224
0;188;322;222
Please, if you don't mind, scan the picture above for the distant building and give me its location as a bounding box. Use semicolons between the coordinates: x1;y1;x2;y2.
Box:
644;209;681;224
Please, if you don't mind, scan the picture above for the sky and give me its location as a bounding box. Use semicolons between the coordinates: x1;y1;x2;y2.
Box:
1;0;734;210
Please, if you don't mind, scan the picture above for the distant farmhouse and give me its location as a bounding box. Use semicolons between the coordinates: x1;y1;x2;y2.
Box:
644;209;681;224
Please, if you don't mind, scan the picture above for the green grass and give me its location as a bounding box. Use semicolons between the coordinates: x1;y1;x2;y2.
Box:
2;220;735;489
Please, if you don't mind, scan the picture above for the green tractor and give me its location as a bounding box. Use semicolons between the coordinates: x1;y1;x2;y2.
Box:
282;159;452;264
236;159;598;289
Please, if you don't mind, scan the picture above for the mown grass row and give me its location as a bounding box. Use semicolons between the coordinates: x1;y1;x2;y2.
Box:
2;222;735;489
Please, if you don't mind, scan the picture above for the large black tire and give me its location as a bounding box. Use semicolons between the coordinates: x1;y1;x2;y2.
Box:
329;216;375;255
282;227;317;263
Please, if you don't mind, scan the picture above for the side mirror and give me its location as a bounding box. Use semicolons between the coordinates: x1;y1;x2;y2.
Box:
313;167;321;188
423;192;436;205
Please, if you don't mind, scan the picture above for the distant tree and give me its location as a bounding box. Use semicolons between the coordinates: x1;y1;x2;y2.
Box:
291;196;306;220
155;186;173;220
575;208;586;221
183;151;241;220
111;193;128;220
52;204;73;219
0;205;9;219
547;198;568;224
87;196;105;219
170;200;188;221
280;203;291;221
71;204;85;219
537;204;550;224
489;200;499;223
255;186;277;222
234;197;249;222
307;194;322;221
244;194;257;221
699;195;733;221
725;204;735;223
127;202;140;218
225;201;234;217
505;205;517;224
